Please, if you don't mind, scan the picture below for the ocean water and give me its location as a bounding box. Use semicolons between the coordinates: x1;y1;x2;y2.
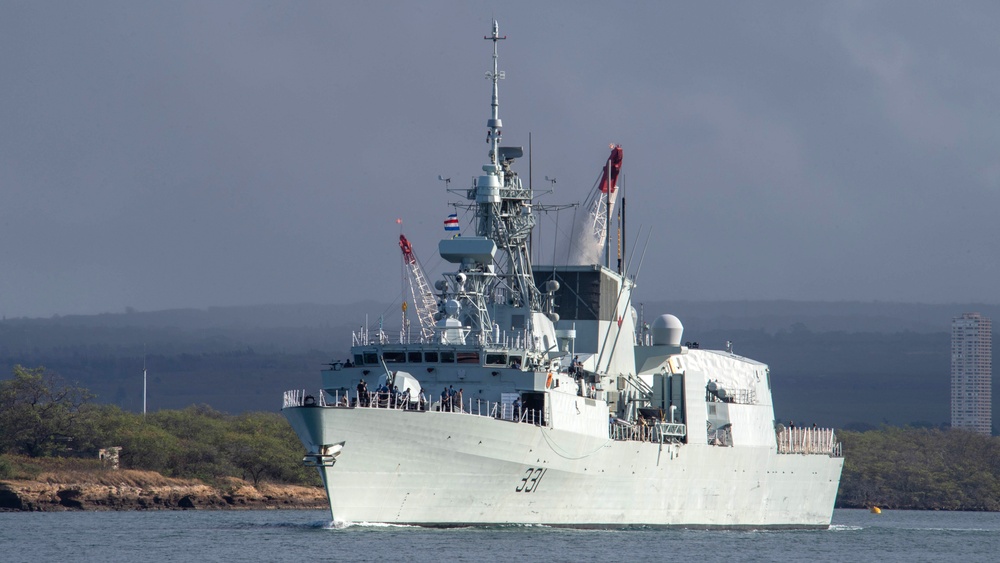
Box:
2;508;998;563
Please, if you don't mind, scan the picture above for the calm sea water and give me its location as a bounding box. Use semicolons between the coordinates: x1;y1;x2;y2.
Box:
1;508;998;562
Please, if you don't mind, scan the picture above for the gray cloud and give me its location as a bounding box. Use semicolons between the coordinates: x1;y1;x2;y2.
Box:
2;1;999;318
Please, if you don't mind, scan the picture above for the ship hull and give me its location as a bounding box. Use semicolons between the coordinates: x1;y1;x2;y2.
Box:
284;405;842;528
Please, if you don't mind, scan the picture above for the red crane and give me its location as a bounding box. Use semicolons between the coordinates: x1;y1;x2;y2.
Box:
399;234;438;341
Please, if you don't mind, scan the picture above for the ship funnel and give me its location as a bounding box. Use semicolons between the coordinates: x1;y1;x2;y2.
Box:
651;314;683;347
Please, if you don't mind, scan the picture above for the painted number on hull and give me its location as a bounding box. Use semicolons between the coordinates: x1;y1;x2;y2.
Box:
516;468;547;493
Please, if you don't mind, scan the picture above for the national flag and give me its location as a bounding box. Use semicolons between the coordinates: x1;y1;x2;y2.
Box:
444;213;460;231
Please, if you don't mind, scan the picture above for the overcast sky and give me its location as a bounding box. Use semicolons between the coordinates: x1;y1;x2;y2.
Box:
3;1;999;319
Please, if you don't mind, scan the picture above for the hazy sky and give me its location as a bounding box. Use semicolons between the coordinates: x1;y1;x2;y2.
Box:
3;1;1000;318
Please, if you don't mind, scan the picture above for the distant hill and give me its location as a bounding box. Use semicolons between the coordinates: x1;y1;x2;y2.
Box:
7;299;989;334
1;301;389;331
1;301;995;433
637;299;1000;334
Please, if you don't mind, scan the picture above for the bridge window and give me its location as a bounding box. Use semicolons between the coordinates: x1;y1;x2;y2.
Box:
457;352;480;364
408;352;423;363
440;351;455;363
363;352;378;364
383;351;405;363
425;351;439;362
486;353;507;366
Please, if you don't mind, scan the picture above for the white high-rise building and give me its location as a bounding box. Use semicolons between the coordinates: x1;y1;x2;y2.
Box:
951;313;992;435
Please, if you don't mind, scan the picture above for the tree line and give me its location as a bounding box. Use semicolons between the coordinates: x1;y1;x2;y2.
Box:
4;365;1000;510
0;365;318;487
837;426;1000;510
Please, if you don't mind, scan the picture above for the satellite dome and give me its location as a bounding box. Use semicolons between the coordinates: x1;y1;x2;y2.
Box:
651;314;683;347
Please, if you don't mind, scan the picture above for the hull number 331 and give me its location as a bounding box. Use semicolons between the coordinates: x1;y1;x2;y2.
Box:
515;467;547;493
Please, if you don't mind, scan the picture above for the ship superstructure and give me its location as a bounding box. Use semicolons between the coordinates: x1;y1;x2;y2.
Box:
282;21;843;528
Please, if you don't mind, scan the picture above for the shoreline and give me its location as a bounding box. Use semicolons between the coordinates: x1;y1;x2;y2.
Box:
0;470;328;512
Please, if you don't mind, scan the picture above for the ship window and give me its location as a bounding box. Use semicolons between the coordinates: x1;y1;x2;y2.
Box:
424;351;439;362
383;351;405;363
457;352;480;364
509;355;522;367
440;351;455;363
354;354;364;365
363;352;378;364
408;352;423;363
486;353;507;366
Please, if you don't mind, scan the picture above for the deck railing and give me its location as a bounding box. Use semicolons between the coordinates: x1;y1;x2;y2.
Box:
610;422;657;442
351;326;542;350
776;427;842;457
282;389;327;409
283;390;841;455
282;389;545;427
609;421;688;443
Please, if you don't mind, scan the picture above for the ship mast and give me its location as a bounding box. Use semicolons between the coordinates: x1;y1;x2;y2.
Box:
437;21;545;348
486;20;504;168
472;20;540;313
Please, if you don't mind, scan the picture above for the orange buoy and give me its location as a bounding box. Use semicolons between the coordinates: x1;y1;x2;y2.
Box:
870;506;881;514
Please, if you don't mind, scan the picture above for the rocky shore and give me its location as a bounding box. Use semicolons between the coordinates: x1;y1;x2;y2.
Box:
0;470;328;512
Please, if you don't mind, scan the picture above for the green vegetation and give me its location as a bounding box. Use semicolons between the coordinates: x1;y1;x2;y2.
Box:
0;366;94;457
5;366;1000;511
0;453;108;481
837;427;1000;510
0;366;319;488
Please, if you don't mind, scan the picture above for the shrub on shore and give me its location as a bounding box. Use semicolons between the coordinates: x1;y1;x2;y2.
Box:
0;366;319;488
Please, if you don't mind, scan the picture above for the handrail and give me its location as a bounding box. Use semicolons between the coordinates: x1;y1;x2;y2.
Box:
776;427;842;457
351;326;544;351
282;389;327;409
282;389;546;428
283;390;841;456
608;420;686;443
705;387;758;405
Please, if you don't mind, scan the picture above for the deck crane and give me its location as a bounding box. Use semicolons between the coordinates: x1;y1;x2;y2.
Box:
398;234;439;341
587;144;623;266
569;144;624;267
